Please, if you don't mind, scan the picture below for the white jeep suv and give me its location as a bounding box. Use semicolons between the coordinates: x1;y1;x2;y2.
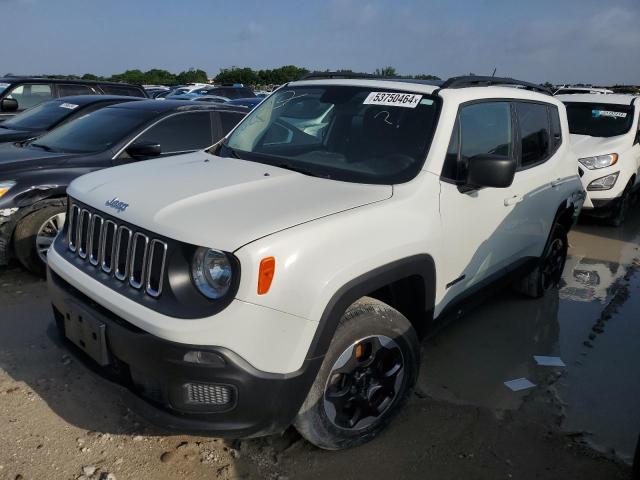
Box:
556;93;640;226
47;75;584;449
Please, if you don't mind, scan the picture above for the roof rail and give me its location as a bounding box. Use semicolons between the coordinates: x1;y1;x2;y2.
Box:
440;76;552;95
302;71;378;80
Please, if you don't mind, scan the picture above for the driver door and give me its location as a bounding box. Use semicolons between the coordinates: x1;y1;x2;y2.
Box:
438;101;521;308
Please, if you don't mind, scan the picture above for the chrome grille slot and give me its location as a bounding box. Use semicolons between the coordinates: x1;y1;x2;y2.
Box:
114;226;132;281
88;215;104;266
77;209;92;259
100;220;117;273
129;232;149;289
146;239;167;297
68;204;80;252
64;200;170;299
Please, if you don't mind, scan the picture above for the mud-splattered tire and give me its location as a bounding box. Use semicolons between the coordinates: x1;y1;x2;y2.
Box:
13;200;66;276
514;223;568;299
609;180;634;227
294;297;419;450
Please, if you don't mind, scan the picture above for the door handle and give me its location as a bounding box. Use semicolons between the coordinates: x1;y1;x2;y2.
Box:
504;194;523;206
551;178;562;188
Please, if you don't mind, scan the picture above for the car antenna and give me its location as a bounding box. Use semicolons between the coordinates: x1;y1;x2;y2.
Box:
491;67;497;77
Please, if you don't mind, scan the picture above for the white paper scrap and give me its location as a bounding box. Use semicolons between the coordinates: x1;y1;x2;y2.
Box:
504;378;536;392
533;356;566;367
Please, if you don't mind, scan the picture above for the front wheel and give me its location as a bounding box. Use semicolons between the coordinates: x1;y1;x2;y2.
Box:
608;181;633;227
13;201;66;275
514;223;568;298
294;297;419;450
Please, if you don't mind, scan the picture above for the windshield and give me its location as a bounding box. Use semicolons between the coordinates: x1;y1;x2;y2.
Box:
222;85;440;184
33;107;155;154
565;102;634;137
0;82;10;95
1;100;80;131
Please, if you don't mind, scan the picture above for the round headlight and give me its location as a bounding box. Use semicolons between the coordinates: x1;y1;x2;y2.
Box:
192;248;233;299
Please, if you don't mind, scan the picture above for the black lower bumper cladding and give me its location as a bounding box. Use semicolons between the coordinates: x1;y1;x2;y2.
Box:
47;267;322;438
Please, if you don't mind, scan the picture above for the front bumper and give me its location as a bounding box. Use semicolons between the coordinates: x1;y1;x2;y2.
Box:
48;267;322;437
0;208;19;265
579;167;627;210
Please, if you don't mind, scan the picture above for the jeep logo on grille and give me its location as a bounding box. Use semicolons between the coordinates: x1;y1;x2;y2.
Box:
105;197;129;213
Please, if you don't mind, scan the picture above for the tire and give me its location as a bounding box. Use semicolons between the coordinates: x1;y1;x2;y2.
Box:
13;200;66;276
294;297;419;450
608;180;633;227
514;222;568;299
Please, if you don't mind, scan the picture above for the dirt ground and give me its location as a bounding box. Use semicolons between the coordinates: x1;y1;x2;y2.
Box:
1;213;639;479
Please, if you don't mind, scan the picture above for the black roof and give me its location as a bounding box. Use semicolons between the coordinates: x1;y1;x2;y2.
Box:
47;95;144;105
106;99;249;114
300;72;551;95
0;76;143;87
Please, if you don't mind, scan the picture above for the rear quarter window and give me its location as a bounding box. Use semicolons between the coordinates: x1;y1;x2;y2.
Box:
99;85;146;97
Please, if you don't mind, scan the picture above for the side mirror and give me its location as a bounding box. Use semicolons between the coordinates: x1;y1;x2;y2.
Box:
466;154;516;189
125;141;162;159
0;98;18;112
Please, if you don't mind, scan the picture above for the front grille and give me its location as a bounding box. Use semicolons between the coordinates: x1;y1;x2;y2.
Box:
185;383;234;406
67;202;168;298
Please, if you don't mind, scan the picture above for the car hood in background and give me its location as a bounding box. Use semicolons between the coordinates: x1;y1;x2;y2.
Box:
0;127;43;144
69;152;393;251
0;142;76;173
569;134;628;158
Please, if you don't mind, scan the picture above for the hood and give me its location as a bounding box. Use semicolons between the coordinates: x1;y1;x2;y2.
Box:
569;134;627;158
69;152;393;251
0;142;75;173
0;126;40;144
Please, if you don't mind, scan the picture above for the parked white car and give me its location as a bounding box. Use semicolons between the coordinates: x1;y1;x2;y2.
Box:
47;75;584;450
556;93;640;225
554;87;614;95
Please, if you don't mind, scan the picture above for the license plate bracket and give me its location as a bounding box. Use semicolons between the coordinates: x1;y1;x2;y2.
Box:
64;302;110;366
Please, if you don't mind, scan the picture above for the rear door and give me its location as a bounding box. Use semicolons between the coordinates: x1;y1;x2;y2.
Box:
509;101;564;259
438;100;520;303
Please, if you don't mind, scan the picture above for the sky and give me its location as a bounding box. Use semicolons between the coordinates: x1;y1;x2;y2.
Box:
1;0;639;85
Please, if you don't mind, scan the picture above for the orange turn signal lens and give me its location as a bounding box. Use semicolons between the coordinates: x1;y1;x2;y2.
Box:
257;257;276;295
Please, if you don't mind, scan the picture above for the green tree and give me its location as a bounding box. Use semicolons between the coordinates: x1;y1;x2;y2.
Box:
374;66;397;77
81;73;99;81
176;68;208;84
215;67;259;85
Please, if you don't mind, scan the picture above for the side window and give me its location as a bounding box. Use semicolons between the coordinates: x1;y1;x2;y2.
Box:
100;85;145;97
441;102;512;181
58;84;96;97
7;83;53;110
218;112;245;138
516;102;551;168
549;105;562;152
135;112;212;154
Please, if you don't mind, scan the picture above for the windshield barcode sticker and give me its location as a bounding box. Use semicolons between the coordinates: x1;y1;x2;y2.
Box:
592;110;627;119
364;92;423;108
59;103;79;110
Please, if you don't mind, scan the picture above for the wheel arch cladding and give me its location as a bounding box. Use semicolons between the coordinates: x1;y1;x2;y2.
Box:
306;254;436;361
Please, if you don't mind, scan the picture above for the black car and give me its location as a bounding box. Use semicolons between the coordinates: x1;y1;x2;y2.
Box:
190;85;256;99
0;77;148;121
0;100;247;274
0;95;141;144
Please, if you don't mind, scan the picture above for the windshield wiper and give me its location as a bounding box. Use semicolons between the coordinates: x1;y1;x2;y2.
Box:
276;163;322;178
31;143;55;152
